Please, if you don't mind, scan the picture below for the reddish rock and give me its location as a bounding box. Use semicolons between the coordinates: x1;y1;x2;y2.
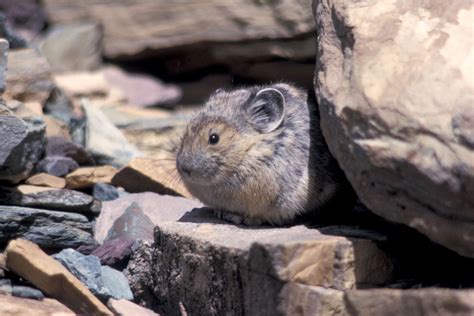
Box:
91;238;135;268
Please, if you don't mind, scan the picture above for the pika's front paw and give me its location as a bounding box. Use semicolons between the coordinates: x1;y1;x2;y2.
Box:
213;210;263;226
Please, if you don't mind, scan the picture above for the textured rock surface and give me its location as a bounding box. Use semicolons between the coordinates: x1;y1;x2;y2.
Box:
4;48;55;105
35;156;79;177
0;186;101;214
124;240;154;308
136;208;393;315
95;192;202;243
65;165;118;189
278;283;345;316
5;239;112;315
26;173;66;188
314;0;474;257
39;23;102;73
0;294;75;316
0;205;96;248
43;0;314;60
345;288;474;316
108;298;159;316
0;108;46;183
112;157;192;198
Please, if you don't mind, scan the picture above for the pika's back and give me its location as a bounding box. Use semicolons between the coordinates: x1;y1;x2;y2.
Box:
177;83;345;224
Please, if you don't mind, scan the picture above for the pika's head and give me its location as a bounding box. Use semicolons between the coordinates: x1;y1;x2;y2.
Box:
176;86;286;186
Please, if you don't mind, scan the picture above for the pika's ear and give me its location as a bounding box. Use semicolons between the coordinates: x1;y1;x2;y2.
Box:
244;88;285;133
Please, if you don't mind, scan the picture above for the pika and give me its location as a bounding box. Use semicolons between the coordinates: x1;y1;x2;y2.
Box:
176;83;348;225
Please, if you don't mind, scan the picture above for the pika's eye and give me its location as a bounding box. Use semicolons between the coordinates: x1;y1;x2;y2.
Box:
209;133;219;145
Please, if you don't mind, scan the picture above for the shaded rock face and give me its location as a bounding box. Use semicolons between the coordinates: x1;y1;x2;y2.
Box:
314;0;474;257
0;108;46;183
43;0;315;61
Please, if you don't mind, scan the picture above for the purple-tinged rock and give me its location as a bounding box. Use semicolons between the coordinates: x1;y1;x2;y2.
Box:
91;238;134;268
36;156;79;177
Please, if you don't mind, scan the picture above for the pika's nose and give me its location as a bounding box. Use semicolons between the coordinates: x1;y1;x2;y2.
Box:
177;157;192;177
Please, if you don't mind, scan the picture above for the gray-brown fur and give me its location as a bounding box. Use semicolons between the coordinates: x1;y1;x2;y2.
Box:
176;83;346;225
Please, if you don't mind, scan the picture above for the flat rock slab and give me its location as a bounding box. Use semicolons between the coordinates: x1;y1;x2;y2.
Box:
95;192;202;243
66;165;118;189
0;294;75;316
0;205;96;249
5;239;112;315
112;157;192;198
26;173;66;188
0;186;101;214
147;208;393;315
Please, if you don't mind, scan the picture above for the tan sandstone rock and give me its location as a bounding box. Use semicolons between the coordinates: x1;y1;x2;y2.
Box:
5;239;112;315
112;157;192;198
66;165;118;189
314;0;474;257
0;294;75;316
108;299;160;316
26;173;66;189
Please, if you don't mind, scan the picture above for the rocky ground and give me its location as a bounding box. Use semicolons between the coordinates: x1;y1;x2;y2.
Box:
0;1;473;315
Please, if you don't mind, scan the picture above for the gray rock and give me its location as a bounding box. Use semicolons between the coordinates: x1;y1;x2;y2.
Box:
4;48;55;105
0;186;101;215
129;208;393;315
53;248;109;300
0;205;96;249
314;0;474;257
53;248;133;301
0;108;46;183
0;279;12;295
0;39;7;93
35;156;79;177
82;99;138;167
93;183;119;202
45;136;95;166
101;266;133;300
43;88;87;146
39;23;102;73
104;202;154;242
12;285;44;300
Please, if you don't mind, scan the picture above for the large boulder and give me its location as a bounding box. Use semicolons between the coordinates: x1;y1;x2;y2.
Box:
43;0;315;63
314;1;474;256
